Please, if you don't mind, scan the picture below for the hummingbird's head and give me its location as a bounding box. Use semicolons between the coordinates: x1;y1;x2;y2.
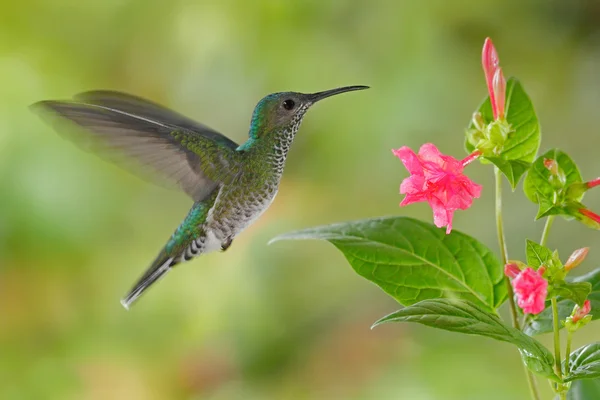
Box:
248;85;369;140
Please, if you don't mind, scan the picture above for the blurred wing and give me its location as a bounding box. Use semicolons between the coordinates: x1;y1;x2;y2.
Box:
32;94;240;201
73;90;238;149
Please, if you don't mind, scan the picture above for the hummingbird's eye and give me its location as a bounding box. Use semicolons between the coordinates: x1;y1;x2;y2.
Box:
282;99;296;110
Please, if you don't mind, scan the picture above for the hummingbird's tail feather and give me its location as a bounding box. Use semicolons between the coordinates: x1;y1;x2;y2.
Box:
120;253;176;310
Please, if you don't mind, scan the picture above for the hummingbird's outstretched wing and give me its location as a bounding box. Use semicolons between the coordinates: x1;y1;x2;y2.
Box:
31;91;240;201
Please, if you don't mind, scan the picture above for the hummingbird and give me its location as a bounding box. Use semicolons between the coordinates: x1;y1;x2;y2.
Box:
32;85;368;309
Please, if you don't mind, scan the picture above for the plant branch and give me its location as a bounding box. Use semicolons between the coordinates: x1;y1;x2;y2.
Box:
540;216;555;247
552;297;565;398
565;330;573;377
495;168;518;325
494;168;540;400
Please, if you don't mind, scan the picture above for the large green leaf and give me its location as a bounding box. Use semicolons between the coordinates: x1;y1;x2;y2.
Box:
566;378;600;399
466;78;540;188
270;217;506;310
524;269;600;336
373;299;558;380
565;343;600;382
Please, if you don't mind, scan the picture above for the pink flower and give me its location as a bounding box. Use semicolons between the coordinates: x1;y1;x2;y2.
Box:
392;143;482;234
482;38;507;120
511;267;548;314
572;300;592;323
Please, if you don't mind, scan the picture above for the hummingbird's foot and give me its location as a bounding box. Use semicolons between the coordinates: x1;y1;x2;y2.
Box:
221;237;233;251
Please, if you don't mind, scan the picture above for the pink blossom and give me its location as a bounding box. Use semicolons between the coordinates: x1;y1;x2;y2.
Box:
482;38;507;120
511;267;548;314
572;300;592;323
392;143;482;234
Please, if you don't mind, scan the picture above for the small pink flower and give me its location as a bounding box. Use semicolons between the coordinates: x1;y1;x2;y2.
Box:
572;300;592;323
511;267;548;314
482;38;507;120
504;263;521;279
392;144;482;234
565;247;589;271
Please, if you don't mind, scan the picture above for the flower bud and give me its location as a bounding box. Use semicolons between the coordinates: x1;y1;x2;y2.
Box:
565;247;589;271
482;38;501;120
492;68;506;119
580;208;600;226
587;178;600;189
537;265;547;276
572;299;592;323
504;263;521;279
543;158;558;175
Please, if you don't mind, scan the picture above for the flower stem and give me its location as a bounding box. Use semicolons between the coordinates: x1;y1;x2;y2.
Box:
494;168;540;400
494;168;517;322
540;216;555;247
552;297;564;382
565;329;573;377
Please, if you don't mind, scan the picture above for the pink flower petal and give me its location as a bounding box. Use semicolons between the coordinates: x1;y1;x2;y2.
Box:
392;147;423;175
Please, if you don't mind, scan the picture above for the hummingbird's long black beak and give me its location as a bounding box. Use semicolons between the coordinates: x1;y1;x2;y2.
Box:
307;85;369;103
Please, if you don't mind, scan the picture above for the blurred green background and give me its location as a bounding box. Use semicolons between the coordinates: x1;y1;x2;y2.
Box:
2;0;600;399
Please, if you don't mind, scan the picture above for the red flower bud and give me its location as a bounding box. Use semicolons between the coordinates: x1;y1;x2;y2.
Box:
572;300;591;323
492;67;506;119
580;208;600;224
504;263;521;279
482;38;504;120
587;178;600;189
543;158;559;175
565;247;589;271
537;265;547;276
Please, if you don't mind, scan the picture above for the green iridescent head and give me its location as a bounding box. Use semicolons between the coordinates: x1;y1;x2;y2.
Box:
247;85;369;140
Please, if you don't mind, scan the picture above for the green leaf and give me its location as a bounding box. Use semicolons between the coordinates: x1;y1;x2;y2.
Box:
565;343;600;382
566;378;600;399
554;282;592;307
526;239;560;270
270;217;506;310
466;78;541;187
523;149;584;220
374;299;558;380
524;149;583;204
486;157;531;189
524;268;600;336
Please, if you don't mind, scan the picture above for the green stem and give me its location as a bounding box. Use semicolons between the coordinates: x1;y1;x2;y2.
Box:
552;297;564;381
566;330;573;377
540;216;555;247
495;168;518;325
494;168;541;400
